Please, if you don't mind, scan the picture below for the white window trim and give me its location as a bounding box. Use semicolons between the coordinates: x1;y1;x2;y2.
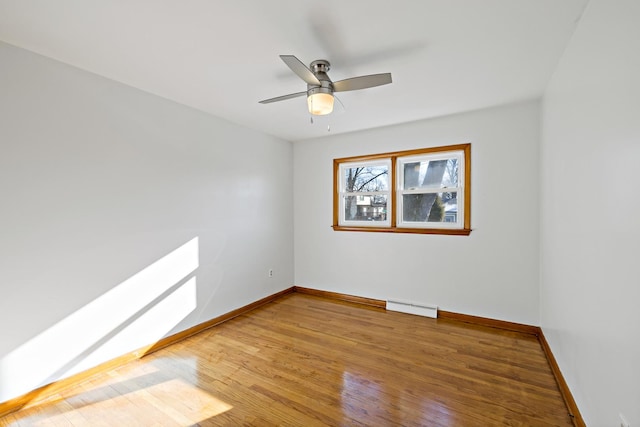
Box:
338;159;391;227
396;150;465;229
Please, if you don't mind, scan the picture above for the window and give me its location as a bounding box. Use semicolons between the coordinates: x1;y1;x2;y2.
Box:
333;144;471;235
337;159;391;227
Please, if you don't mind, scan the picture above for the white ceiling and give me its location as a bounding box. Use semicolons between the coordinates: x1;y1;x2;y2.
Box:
0;0;588;142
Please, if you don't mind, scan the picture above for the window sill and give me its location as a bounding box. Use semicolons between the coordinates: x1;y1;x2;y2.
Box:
332;225;472;236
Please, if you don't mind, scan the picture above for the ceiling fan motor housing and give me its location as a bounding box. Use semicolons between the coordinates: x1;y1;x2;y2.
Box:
306;60;334;115
307;59;333;95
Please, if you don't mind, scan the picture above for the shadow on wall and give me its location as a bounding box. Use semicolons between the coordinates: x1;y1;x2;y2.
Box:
0;237;200;403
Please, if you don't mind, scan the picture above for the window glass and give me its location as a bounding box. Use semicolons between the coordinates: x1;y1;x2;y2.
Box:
343;165;389;192
402;158;458;190
402;192;458;223
344;195;388;222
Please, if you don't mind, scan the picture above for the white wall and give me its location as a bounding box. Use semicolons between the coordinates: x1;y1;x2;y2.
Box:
0;42;293;403
294;101;541;325
540;0;640;425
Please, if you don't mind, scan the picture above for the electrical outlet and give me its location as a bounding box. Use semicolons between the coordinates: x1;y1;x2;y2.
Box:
268;269;274;278
620;413;630;427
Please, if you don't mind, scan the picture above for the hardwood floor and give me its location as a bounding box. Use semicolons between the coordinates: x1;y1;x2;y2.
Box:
0;293;573;426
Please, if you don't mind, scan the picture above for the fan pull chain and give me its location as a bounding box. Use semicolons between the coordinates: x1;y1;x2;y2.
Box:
308;115;330;132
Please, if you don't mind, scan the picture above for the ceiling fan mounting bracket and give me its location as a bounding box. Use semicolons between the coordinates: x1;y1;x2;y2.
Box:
310;59;331;74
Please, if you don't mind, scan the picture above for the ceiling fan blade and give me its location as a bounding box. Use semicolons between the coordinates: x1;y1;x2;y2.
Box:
259;91;307;104
333;73;392;92
280;55;321;86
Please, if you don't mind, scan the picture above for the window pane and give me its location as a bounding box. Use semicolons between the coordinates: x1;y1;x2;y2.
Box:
344;195;388;222
402;158;458;190
343;165;389;192
402;192;458;223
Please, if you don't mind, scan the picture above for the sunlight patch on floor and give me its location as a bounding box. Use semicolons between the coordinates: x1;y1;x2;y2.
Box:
27;366;233;426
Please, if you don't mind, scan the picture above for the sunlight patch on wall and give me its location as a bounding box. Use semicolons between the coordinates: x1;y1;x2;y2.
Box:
0;237;200;403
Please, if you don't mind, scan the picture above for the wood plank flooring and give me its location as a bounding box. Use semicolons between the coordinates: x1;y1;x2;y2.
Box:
0;293;573;426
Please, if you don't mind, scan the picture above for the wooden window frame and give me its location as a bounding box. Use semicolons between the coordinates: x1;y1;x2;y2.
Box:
333;143;471;236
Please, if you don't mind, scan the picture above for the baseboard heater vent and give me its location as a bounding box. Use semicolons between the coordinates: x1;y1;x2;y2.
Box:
386;299;438;318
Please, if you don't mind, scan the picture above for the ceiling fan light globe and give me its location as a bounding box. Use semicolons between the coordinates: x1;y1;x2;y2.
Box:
307;93;334;115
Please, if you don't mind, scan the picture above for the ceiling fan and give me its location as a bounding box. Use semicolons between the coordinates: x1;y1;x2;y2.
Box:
259;55;392;116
